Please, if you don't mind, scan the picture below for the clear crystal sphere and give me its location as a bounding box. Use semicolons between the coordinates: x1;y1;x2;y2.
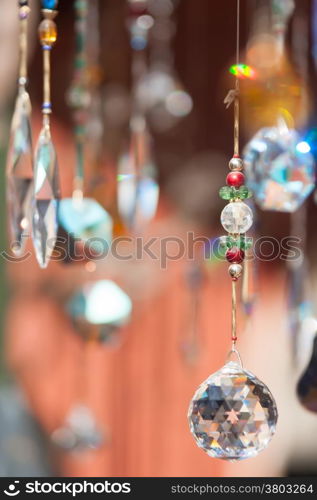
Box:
243;127;315;212
188;361;278;460
221;202;253;234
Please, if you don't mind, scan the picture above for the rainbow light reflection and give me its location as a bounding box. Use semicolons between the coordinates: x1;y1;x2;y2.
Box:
229;64;256;79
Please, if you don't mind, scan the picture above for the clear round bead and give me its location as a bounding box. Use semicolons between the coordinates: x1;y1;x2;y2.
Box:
188;361;278;461
221;201;253;234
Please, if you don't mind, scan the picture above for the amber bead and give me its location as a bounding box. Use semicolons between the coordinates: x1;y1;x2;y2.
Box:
38;19;57;46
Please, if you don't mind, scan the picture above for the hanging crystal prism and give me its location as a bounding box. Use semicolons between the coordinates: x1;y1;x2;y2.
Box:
6;90;33;255
188;360;278;460
32;122;60;268
117;116;159;232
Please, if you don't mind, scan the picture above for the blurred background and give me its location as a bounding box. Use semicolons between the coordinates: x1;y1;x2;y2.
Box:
1;0;317;477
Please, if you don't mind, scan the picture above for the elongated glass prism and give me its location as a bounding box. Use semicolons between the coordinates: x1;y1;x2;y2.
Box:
32;124;60;268
6;90;33;255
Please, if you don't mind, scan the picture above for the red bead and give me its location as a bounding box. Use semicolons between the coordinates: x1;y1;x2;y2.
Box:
226;247;245;264
232;336;238;342
226;171;245;187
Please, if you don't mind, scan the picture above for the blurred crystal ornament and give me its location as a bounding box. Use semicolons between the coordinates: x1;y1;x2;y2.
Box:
118;116;159;232
297;334;317;413
243;126;315;212
58;198;112;255
136;69;174;109
32;122;60;268
271;0;295;31
51;405;104;452
127;0;153;51
136;67;193;129
67;280;132;345
188;361;278;460
6;90;33;255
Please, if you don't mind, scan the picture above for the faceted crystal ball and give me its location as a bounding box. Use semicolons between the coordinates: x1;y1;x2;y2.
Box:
188;362;278;460
243;127;315;212
221;201;253;234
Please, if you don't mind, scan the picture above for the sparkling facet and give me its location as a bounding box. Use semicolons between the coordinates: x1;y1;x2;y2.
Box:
32;125;60;268
6;90;33;255
188;361;278;460
58;198;112;254
221;202;253;234
117;122;159;232
243;127;315;212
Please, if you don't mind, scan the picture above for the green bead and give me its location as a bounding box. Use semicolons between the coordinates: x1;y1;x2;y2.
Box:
219;236;235;249
219;186;232;200
219;235;253;250
238;186;252;199
219;185;253;201
238;236;253;250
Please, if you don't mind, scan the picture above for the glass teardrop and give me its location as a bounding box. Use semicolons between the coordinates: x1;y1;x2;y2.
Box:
6;90;33;255
32;125;60;268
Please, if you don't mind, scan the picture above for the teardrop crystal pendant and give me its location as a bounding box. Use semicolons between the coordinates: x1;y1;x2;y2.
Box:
32;122;60;268
188;361;278;460
6;90;33;255
117;116;159;232
297;334;317;413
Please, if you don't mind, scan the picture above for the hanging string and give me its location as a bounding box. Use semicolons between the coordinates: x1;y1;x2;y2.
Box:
70;0;89;201
231;279;237;345
19;4;29;86
233;0;240;157
43;49;51;115
231;0;240;347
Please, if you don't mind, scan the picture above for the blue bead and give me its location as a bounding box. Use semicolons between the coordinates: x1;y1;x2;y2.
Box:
42;0;58;9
